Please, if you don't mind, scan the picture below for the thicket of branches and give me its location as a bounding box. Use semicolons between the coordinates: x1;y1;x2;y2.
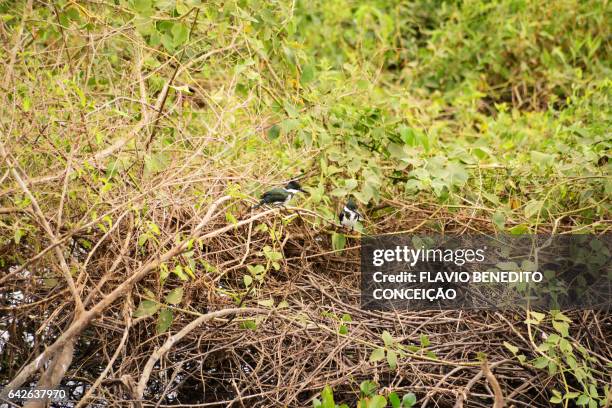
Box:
0;0;610;407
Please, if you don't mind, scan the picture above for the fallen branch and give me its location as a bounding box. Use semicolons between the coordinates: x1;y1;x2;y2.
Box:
482;359;505;408
453;359;508;408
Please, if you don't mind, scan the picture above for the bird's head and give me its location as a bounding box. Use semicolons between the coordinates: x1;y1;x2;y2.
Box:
346;196;358;210
285;180;306;194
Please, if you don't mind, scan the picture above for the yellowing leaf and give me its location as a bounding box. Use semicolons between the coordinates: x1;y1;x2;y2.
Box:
369;347;385;363
165;287;183;305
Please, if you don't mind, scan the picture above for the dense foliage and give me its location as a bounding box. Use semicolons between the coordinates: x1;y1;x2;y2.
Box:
0;0;610;406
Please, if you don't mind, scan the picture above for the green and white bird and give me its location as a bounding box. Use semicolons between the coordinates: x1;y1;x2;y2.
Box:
339;197;361;230
253;181;306;209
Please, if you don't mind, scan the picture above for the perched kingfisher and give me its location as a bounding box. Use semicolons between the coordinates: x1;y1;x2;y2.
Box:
253;181;306;209
339;197;361;230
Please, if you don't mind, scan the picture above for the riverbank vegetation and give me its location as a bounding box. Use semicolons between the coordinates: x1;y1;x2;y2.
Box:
1;0;610;406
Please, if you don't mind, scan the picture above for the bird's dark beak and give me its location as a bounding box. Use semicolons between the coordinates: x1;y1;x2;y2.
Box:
299;188;307;193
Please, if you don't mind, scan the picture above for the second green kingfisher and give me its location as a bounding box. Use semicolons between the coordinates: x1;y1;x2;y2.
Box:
253;180;306;209
339;197;361;230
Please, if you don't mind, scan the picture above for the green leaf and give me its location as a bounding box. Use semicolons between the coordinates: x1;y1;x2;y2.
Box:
552;320;569;337
247;264;265;275
173;265;189;281
576;394;590;405
156;308;173;333
332;232;346;251
530;151;555;167
387;349;397;370
492;211;505;229
321;385;335;408
23;96;31;112
14;228;25;244
521;260;537;271
388;392;401;408
528;311;546;324
268;124;281;140
524;200;544;219
532;356;549;369
241;319;257;330
402;393;417;407
165;287;183;305
360;380;377;397
134;300;160;317
367;395;387;408
130;0;153;15
503;341;519;354
171;22;189;46
550;390;562;404
301;64;315;84
509;224;530;234
226;211;238;225
339;324;348;335
446;162;469;187
243;275;253;287
257;298;274;307
382;330;393;346
419;334;430;347
496;261;519;271
369;347;385;362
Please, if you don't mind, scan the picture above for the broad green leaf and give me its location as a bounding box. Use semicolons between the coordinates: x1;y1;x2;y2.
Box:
492;211;505;229
369;347;385;362
257;298;274;307
419;334;430;347
14;229;25;244
165;287;183;305
301;64;315;84
524;200;544;219
529;311;546;323
360;380;377;397
241;320;257;330
130;0;153;15
552;320;569;337
503;341;518;354
532;356;549;369
332;232;346;251
156;308;173;333
530;151;555;167
387;349;397;370
382;330;393;346
268;124;280;140
446;162;469;186
496;261;519;271
402;393;417;407
321;385;335;408
23;97;31;112
173;265;189;281
171;22;189;46
388;392;400;408
367;395;387;408
134;300;160;317
576;394;590;405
